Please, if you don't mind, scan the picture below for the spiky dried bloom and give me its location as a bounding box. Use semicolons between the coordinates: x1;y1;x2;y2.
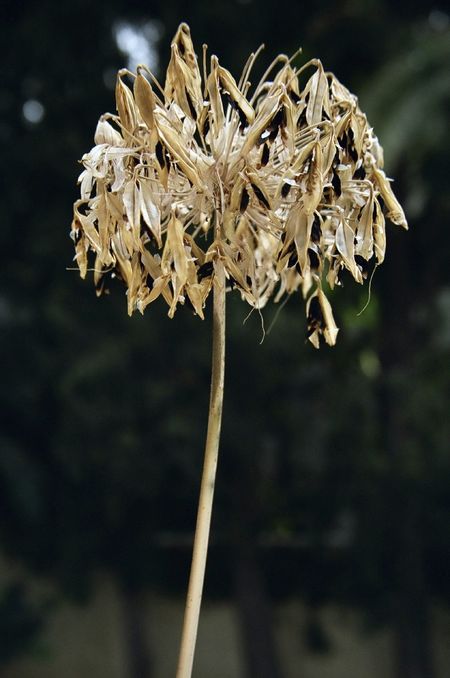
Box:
70;23;407;347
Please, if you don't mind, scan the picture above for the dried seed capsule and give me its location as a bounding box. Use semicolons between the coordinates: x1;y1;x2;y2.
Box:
239;187;250;213
251;183;270;209
260;143;270;167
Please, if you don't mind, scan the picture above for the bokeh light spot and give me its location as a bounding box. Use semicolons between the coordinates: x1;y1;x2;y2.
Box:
22;99;45;124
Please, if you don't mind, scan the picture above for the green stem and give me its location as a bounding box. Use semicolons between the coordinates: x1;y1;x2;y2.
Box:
175;258;226;678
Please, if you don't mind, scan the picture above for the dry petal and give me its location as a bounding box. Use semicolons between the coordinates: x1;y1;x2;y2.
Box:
134;72;156;130
115;73;137;138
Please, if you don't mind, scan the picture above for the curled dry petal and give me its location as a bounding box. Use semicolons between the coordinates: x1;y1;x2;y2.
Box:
134;72;156;130
307;288;339;348
115;73;137;140
70;23;407;346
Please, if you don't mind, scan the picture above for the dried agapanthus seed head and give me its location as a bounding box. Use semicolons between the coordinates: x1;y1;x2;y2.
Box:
70;22;407;347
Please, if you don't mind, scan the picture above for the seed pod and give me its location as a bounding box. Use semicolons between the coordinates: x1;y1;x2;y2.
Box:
217;65;255;126
115;72;137;137
134;72;156;130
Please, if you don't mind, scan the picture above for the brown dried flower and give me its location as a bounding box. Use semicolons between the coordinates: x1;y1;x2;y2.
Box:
70;23;407;347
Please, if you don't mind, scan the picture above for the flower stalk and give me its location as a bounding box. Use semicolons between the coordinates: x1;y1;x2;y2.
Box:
176;253;226;678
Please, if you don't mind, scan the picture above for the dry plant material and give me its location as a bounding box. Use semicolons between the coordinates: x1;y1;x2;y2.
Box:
71;23;407;346
70;23;408;678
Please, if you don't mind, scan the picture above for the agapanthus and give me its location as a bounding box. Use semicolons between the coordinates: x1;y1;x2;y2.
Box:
71;22;407;347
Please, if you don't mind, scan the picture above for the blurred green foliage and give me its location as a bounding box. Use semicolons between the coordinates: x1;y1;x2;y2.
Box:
0;584;47;665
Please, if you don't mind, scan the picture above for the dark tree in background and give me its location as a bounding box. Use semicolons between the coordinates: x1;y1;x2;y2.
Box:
1;2;449;678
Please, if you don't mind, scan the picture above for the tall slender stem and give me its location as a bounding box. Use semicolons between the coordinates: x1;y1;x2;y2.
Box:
175;258;226;678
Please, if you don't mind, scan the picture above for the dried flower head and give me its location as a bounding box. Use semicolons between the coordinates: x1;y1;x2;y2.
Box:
71;23;407;347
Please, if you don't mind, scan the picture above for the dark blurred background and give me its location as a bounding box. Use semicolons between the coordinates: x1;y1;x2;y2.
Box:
1;1;449;677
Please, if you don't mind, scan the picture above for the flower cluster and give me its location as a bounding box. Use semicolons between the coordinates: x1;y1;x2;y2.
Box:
71;23;407;347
